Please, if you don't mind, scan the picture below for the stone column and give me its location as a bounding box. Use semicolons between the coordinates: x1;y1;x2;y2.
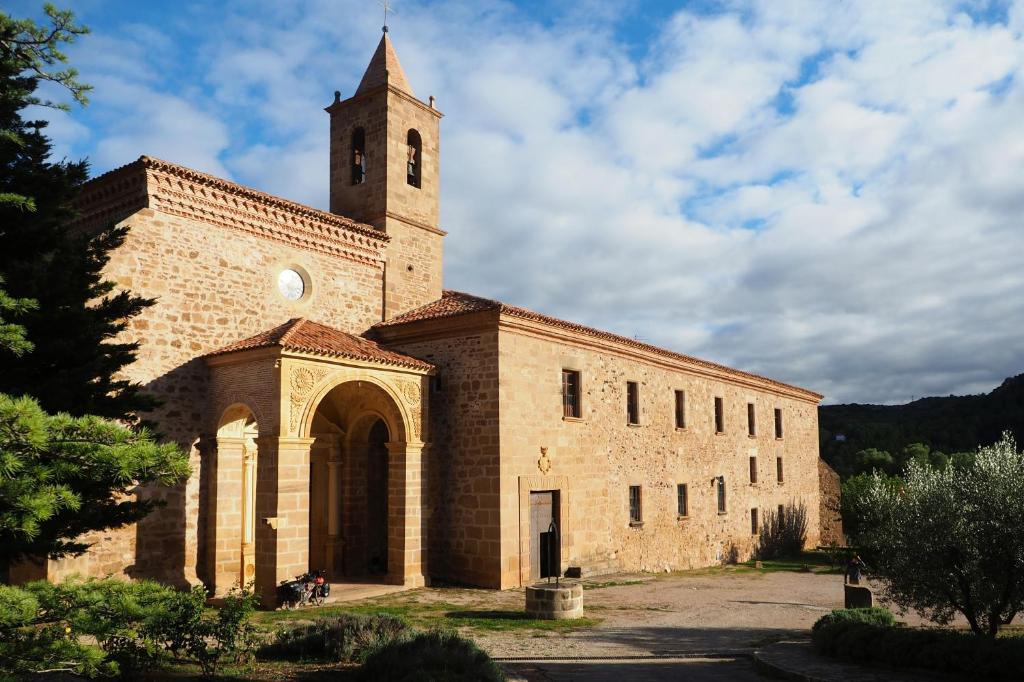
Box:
210;436;245;596
254;436;315;607
386;441;427;587
327;458;341;577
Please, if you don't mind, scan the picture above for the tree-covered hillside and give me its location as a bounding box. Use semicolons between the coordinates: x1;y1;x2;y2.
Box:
819;374;1024;475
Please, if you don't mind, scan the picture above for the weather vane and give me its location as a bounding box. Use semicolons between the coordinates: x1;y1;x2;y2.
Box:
379;0;395;33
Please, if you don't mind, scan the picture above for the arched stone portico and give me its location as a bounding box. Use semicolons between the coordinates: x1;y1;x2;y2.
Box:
203;318;432;604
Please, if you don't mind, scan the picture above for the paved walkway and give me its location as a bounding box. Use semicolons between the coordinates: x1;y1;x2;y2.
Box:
754;641;957;682
503;656;763;682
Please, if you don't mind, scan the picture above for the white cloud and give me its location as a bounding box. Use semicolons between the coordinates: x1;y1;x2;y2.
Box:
43;0;1024;403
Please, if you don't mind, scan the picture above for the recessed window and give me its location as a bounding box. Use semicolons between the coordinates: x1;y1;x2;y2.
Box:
747;402;756;437
626;381;640;425
716;476;727;514
629;485;642;525
751;508;759;535
407;129;422;188
351;127;366;185
430;375;443;393
776;456;784;483
774;408;784;439
676;483;688;517
674;390;686;429
777;504;785;520
749;456;758;484
562;369;581;419
714;397;724;434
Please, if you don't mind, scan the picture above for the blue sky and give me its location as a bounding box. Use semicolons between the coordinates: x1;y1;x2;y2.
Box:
10;0;1024;404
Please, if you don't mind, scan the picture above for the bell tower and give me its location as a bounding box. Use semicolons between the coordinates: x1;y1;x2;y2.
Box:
326;31;444;320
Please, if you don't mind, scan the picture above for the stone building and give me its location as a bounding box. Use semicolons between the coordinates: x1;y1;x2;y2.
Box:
12;34;827;601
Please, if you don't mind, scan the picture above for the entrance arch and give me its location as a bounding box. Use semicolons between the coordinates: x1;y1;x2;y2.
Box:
304;377;425;587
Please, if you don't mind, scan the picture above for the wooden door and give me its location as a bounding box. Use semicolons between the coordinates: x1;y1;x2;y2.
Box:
529;491;559;581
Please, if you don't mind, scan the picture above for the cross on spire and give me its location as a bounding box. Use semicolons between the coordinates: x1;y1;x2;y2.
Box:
379;0;395;33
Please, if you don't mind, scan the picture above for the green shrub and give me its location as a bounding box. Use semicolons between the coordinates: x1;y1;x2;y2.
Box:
359;629;505;682
259;612;411;663
756;501;809;559
811;609;1024;679
0;578;258;679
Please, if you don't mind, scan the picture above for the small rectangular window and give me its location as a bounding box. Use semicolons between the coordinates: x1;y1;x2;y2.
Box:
629;485;642;524
749;456;758;484
674;390;686;429
676;483;688;517
747;402;756;436
430;375;443;393
714;397;724;433
716;476;727;514
777;456;784;483
627;381;640;425
778;504;785;520
774;408;784;439
751;508;759;535
562;369;581;418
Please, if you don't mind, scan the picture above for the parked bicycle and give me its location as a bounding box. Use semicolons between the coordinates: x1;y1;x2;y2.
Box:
278;568;331;608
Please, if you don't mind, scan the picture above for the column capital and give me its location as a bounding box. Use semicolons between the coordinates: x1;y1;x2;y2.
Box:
386;441;427;454
256;436;317;449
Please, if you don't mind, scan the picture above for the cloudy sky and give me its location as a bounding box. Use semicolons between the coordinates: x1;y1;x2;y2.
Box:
12;0;1024;404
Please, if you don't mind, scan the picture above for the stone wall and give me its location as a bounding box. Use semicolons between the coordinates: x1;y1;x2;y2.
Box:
496;320;823;588
377;314;502;587
818;459;844;546
45;191;386;585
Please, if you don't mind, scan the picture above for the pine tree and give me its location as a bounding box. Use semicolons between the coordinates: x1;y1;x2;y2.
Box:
0;6;157;422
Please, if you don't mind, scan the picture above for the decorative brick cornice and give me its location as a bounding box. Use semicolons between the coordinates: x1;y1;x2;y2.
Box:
73;156;389;266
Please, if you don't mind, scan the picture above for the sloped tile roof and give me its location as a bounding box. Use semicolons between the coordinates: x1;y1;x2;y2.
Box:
376;291;821;400
207;318;432;370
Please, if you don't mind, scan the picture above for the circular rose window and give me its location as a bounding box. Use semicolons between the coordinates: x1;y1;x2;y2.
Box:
277;268;306;301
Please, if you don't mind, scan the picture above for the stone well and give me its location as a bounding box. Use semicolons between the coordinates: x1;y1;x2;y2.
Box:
525;582;584;619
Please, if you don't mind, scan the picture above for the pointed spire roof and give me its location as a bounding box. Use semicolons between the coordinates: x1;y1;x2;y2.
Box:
355;33;414;96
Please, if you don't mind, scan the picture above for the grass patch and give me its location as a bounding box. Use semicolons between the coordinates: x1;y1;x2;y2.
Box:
660;551;843;577
252;596;599;635
582;579;646;590
444;610;600;632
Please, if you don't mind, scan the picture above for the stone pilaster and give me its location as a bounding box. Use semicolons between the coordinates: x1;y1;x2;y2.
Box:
386;442;427;587
254;436;315;606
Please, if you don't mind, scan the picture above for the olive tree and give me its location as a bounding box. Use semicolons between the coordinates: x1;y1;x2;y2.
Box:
849;432;1024;637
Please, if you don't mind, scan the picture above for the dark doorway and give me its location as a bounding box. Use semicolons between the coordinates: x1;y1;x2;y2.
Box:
366;419;389;575
529;490;560;582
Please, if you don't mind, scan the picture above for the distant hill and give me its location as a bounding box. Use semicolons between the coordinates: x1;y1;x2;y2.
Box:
819;374;1024;472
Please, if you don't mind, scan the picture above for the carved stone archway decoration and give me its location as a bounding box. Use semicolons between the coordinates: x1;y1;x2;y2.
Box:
289;365;330;434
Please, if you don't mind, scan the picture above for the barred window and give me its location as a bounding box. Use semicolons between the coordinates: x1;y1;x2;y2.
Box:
717;476;727;513
674;390;686;429
629;485;642;524
751;508;759;535
774;408;784;439
777;456;784;483
677;483;688;517
749;456;758;484
747;402;756;436
562;369;581;418
627;382;640;425
714;397;724;433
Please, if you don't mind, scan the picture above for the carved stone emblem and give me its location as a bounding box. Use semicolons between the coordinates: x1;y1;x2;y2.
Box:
538;446;552;474
399;379;421;405
288;366;330;434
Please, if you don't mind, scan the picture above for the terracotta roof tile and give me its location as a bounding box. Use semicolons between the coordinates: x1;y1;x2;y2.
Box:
376;291;821;400
207;318;432;371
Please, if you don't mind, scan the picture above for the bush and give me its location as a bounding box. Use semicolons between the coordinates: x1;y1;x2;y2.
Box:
259;613;411;663
811;609;1024;680
359;629;506;682
0;578;258;679
756;501;808;559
